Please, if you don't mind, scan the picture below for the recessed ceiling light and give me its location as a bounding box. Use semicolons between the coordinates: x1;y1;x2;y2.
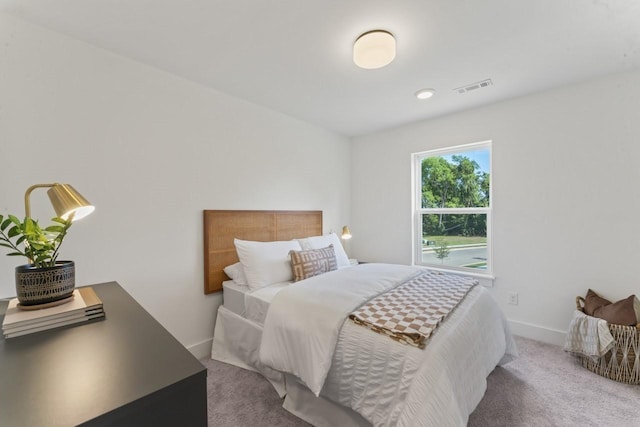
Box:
415;88;435;99
353;30;396;69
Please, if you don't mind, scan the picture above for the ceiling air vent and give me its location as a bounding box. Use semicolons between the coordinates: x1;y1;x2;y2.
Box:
454;79;493;94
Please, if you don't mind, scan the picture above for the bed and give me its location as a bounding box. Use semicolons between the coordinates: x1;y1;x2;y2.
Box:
206;210;517;426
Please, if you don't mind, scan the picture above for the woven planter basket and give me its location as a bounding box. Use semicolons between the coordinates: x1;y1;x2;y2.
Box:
576;296;640;384
15;261;75;306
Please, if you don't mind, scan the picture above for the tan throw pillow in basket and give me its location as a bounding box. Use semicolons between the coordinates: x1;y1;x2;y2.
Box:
584;289;611;316
588;291;640;326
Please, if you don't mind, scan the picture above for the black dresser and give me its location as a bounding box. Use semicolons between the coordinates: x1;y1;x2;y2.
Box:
0;281;207;426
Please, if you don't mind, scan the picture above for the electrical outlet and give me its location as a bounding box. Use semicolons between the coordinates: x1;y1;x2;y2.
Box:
508;292;518;305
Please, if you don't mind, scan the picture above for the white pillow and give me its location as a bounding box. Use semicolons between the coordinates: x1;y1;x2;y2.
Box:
234;239;302;290
223;262;248;286
297;233;350;268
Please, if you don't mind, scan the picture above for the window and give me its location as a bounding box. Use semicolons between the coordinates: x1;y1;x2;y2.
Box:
412;141;492;275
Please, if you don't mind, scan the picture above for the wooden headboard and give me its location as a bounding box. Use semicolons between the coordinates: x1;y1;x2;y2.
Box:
203;210;323;294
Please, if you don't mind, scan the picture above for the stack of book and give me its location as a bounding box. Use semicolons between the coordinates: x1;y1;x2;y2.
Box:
2;287;105;338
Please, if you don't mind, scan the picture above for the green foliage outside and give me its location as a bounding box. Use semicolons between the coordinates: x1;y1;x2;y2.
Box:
0;214;73;268
424;235;486;247
422;154;489;239
433;241;450;264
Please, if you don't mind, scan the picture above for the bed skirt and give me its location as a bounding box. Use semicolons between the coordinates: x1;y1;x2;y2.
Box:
212;305;378;425
283;373;371;427
211;306;286;397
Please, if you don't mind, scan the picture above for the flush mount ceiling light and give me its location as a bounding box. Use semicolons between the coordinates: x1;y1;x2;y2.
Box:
353;30;396;69
415;88;436;100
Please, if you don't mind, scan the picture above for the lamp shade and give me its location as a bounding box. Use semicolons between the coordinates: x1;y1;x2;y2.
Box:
353;30;396;69
341;225;352;240
47;184;95;221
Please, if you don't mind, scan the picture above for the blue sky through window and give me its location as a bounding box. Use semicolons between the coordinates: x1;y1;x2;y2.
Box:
442;149;490;174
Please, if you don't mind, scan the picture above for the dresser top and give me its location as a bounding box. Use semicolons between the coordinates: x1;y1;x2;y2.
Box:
0;281;206;427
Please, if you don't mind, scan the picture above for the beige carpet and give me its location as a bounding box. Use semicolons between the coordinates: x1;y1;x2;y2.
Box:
468;336;640;426
203;335;640;426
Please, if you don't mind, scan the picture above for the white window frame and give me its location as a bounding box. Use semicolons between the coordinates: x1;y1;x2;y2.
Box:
412;140;493;278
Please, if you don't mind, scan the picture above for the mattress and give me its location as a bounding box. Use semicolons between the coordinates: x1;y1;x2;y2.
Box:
245;282;291;324
222;279;290;325
222;280;248;317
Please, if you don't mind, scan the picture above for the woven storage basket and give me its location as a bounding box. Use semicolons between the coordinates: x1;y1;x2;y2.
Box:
576;296;640;384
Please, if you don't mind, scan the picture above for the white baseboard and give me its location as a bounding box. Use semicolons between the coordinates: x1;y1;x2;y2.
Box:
187;338;213;359
508;319;566;346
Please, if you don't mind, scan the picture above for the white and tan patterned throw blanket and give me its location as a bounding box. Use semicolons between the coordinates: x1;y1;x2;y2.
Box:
563;310;614;360
349;271;478;348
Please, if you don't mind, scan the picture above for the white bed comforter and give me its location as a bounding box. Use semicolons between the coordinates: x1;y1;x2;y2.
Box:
259;263;517;426
260;263;422;396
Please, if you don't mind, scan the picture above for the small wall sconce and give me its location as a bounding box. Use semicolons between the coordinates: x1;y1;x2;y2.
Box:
341;226;352;240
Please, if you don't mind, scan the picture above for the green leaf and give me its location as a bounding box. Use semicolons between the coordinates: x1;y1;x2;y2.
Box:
1;212;73;265
7;225;20;238
24;218;37;233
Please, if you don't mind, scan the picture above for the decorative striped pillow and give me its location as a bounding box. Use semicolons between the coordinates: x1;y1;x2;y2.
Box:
289;245;338;281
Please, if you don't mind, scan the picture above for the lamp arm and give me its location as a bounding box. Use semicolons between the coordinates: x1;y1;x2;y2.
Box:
24;183;58;219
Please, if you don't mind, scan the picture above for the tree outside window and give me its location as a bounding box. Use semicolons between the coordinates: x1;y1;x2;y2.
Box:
413;141;491;274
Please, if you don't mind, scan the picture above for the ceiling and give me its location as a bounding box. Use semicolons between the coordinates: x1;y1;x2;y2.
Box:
1;0;639;136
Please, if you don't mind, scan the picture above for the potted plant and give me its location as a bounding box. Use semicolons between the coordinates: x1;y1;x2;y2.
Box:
0;214;75;307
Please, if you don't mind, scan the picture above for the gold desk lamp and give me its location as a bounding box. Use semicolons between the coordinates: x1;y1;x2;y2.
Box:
25;183;94;221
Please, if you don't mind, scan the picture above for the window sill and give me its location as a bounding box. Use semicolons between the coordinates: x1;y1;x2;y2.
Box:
413;264;495;287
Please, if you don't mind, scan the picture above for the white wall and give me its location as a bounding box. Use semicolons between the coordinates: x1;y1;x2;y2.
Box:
4;12;639;352
0;14;351;356
351;70;640;345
